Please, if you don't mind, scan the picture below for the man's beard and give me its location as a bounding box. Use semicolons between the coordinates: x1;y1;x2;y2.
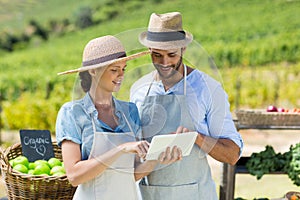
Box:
154;56;183;80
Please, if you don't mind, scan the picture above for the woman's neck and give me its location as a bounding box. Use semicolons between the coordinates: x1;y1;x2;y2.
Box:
89;89;113;106
90;91;118;129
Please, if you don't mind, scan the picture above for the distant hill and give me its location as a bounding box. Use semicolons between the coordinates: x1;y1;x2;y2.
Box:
1;0;299;64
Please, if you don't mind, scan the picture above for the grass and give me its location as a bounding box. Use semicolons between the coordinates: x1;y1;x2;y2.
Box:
1;0;299;85
0;0;102;31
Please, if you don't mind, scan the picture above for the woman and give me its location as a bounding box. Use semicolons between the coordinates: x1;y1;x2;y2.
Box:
56;35;150;199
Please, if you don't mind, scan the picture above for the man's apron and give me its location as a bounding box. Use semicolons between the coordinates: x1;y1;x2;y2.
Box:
139;65;218;200
73;113;138;200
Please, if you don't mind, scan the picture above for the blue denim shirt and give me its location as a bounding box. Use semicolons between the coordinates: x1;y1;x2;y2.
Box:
56;93;141;160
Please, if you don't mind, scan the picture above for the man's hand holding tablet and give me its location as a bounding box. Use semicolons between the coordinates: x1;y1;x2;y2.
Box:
145;132;198;161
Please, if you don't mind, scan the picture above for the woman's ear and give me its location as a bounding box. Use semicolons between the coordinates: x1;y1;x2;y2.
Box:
88;69;97;77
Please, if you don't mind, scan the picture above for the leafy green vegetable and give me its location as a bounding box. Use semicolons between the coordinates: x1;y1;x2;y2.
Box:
246;143;300;186
286;143;300;186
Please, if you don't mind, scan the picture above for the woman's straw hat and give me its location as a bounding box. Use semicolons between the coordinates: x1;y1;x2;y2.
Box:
58;35;149;75
139;12;193;50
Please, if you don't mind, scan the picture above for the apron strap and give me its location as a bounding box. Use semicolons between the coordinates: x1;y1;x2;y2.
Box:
145;71;157;96
91;115;97;133
121;112;135;134
183;64;187;96
91;110;135;137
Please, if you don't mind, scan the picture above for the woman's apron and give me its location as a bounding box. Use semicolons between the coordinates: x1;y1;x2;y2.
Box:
73;112;138;200
139;65;218;200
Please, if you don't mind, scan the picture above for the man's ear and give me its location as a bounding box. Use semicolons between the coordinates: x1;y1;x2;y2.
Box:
181;47;187;54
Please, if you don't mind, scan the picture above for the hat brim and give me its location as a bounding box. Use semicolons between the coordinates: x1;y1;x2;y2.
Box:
139;31;193;50
57;50;150;75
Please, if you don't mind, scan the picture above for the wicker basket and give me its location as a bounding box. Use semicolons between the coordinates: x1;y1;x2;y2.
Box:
0;142;77;200
235;109;300;127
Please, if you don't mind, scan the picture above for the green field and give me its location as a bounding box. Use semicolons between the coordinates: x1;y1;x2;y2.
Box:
1;0;299;133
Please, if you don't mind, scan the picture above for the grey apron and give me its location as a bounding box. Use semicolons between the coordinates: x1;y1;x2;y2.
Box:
73;113;138;200
139;65;218;200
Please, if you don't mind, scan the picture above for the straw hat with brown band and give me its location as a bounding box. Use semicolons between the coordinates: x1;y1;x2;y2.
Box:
139;12;193;50
58;35;150;75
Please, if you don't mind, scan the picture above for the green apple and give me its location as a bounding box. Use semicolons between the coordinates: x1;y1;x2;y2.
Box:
33;163;51;175
28;169;34;175
52;171;66;176
50;166;66;175
13;156;29;168
48;157;62;168
9;159;14;167
13;164;28;174
28;162;36;170
34;160;50;168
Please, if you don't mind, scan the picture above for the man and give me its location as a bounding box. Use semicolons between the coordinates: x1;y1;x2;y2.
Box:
130;12;243;200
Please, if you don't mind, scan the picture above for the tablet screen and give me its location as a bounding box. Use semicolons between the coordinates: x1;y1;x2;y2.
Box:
145;132;198;160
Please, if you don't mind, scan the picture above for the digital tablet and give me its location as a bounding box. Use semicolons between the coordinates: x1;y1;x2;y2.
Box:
145;132;198;160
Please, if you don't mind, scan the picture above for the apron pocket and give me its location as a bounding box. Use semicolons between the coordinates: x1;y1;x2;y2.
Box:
139;182;199;200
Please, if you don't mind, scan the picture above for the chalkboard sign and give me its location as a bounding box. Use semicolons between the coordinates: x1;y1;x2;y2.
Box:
20;129;55;162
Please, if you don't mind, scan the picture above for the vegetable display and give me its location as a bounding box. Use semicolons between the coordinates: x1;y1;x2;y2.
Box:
286;143;300;186
246;143;300;186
